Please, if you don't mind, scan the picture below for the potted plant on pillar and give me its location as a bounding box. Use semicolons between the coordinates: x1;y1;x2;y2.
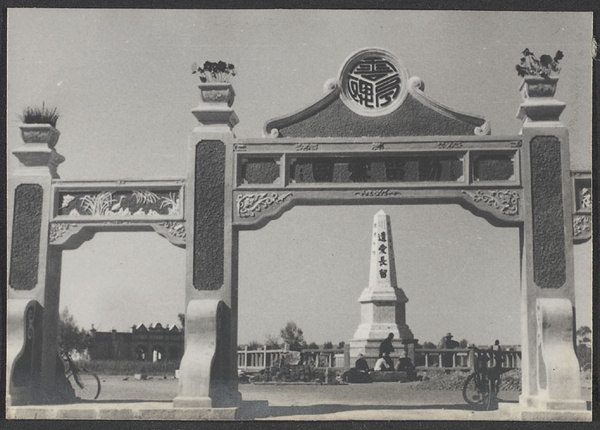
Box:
15;103;65;175
18;102;61;148
191;60;239;127
515;49;565;122
516;49;563;97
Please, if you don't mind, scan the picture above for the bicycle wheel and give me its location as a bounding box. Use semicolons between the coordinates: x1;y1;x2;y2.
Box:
462;373;485;407
70;369;101;400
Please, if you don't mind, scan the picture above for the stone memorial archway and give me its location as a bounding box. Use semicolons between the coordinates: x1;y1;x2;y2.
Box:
177;48;589;418
7;48;590;420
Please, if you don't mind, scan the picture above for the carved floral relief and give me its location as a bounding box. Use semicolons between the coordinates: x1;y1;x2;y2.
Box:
49;222;78;243
159;221;186;239
462;189;519;216
58;190;181;217
237;192;291;218
573;215;591;239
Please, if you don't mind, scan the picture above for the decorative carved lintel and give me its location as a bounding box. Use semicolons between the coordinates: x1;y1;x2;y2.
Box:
49;222;78;243
159;221;186;240
294;143;319;151
238;192;292;218
371;142;384;151
573;215;591;242
462;190;520;216
355;189;401;197
437;141;462;149
57;189;181;218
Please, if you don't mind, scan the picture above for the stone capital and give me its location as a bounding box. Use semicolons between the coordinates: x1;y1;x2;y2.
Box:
13;125;64;179
192;83;239;130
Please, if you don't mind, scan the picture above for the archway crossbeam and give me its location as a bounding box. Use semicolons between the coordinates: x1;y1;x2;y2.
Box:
48;179;186;248
231;136;523;228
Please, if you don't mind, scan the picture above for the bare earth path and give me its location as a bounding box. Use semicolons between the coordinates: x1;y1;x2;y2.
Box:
93;375;524;420
8;374;590;421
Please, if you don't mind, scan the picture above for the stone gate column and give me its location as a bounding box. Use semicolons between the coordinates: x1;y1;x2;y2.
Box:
173;82;241;409
7;124;65;405
517;74;587;417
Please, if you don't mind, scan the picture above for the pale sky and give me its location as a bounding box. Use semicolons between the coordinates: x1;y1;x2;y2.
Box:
7;10;592;346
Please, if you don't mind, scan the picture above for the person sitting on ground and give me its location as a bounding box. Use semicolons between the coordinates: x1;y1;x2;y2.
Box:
374;352;394;371
355;354;370;373
342;354;372;383
395;349;418;381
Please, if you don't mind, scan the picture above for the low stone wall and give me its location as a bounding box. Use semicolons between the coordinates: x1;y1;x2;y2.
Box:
249;364;338;384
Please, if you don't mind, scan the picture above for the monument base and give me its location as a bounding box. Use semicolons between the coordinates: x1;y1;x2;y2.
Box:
349;338;410;368
352;321;414;342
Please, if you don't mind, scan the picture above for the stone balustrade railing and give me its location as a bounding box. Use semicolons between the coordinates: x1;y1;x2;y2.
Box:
414;348;522;371
237;347;344;372
238;346;522;372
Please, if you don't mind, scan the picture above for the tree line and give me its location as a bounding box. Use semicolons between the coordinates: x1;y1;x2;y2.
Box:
58;311;593;370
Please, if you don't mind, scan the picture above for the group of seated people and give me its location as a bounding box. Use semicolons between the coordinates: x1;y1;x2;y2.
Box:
342;350;418;383
342;333;419;383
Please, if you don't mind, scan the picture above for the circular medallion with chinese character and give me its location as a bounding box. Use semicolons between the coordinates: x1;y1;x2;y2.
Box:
339;48;409;116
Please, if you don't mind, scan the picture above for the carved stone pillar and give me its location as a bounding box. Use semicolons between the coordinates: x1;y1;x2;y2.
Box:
515;75;588;418
7;124;65;405
174;83;241;410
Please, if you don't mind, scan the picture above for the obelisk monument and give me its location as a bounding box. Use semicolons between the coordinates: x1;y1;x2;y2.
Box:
349;210;414;366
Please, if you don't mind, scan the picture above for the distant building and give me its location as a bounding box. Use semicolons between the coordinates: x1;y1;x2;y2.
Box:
89;323;184;362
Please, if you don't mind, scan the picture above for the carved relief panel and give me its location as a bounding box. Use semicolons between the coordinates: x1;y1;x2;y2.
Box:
571;171;591;243
49;181;186;249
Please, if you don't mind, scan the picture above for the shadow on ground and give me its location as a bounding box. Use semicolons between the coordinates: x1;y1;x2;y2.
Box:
238;400;520;419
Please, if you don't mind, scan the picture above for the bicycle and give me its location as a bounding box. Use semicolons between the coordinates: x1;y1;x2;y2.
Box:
462;342;509;410
60;349;101;400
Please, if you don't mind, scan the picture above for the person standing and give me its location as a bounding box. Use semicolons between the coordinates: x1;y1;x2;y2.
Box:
379;333;395;369
439;332;460;368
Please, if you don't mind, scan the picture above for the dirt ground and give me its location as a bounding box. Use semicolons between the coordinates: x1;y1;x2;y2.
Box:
97;375;523;405
8;374;591;421
95;370;592;405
